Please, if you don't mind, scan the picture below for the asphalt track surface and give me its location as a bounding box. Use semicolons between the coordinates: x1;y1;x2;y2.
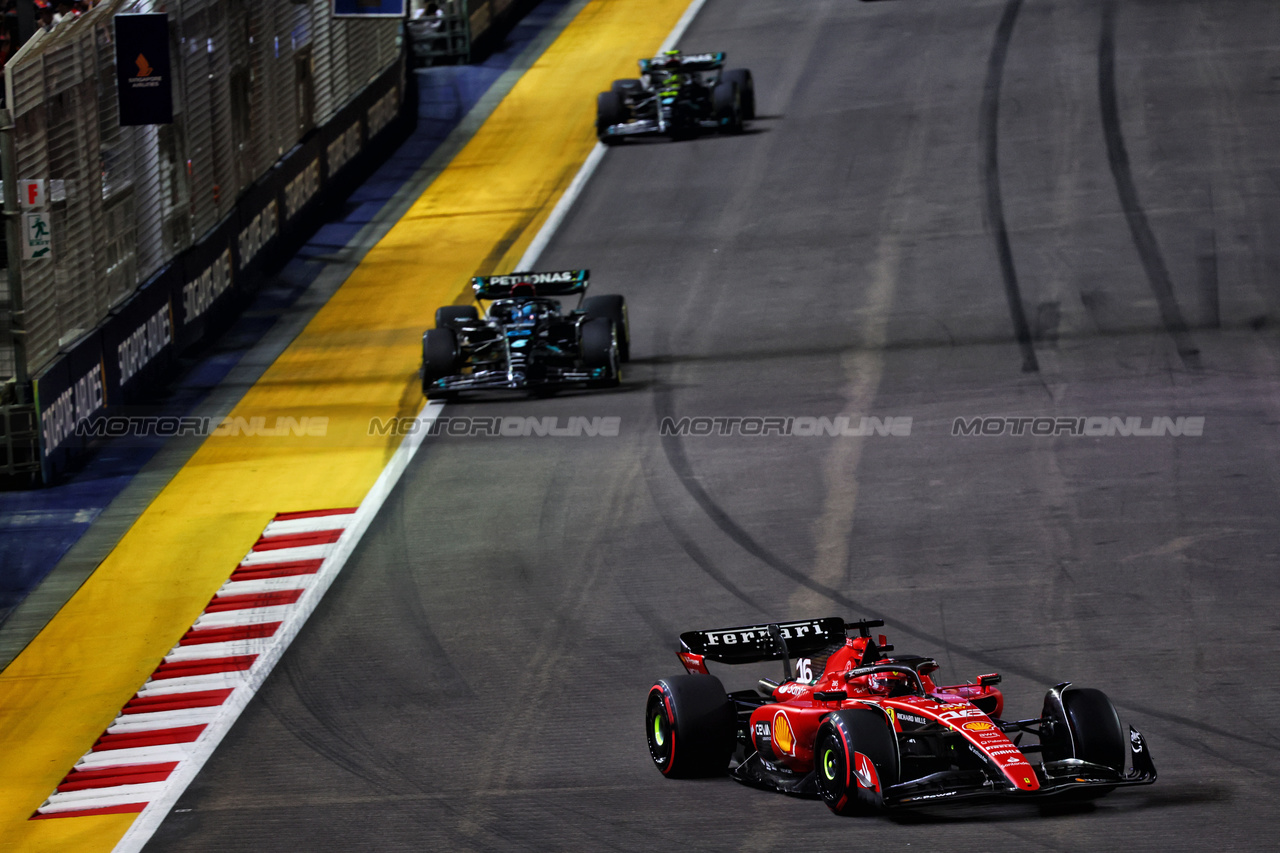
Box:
148;1;1280;850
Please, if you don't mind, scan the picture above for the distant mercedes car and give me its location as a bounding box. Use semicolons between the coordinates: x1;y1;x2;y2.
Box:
647;617;1155;815
596;50;754;143
421;269;629;398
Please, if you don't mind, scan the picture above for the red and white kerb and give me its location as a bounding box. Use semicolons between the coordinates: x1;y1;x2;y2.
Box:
31;508;357;819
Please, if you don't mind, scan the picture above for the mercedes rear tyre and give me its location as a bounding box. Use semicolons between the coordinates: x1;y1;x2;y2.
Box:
435;305;478;329
581;295;630;361
646;675;735;778
580;317;620;387
722;68;755;120
712;81;743;134
814;709;899;816
597;90;627;144
421;328;459;397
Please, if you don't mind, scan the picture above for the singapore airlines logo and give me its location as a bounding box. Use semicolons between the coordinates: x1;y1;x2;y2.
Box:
129;53;162;89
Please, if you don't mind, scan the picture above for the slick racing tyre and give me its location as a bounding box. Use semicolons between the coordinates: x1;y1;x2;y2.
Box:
421;328;459;397
712;81;744;134
646;675;735;778
611;78;644;97
597;90;627;143
435;305;478;328
1041;686;1125;798
814;709;900;816
722;68;755;120
581;295;630;361
580;317;620;387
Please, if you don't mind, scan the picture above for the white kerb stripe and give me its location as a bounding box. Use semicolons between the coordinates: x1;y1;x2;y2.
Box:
217;575;315;596
240;543;334;565
191;604;297;629
133;673;247;697
108;708;220;733
261;515;353;537
164;639;276;662
41;782;168;811
75;743;192;769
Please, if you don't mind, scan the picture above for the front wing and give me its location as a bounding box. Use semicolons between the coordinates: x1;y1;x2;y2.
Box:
426;365;610;395
731;726;1156;808
600;118;720;140
890;727;1157;807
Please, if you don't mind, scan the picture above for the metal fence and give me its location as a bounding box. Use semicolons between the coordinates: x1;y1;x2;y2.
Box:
1;0;400;380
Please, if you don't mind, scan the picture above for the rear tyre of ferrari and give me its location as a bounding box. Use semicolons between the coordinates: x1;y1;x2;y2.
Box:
580;317;620;387
722;68;755;120
597;90;627;143
712;81;743;134
422;328;459;397
646;675;735;778
814;709;899;816
435;305;478;328
581;295;630;361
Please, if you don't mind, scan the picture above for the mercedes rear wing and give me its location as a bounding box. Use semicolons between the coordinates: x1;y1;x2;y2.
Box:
471;269;589;299
639;52;726;74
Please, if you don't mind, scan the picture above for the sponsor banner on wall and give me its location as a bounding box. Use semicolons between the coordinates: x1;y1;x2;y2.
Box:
234;176;284;281
102;268;178;406
178;212;242;350
115;14;174;126
33;331;108;481
332;0;407;18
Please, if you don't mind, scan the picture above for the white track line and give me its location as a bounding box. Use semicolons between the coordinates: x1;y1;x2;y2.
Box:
514;0;707;271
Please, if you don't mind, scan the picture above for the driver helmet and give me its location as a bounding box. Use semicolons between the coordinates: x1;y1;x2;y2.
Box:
866;670;915;697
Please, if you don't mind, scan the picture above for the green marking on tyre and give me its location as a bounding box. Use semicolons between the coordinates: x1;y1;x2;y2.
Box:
823;748;837;780
653;714;665;747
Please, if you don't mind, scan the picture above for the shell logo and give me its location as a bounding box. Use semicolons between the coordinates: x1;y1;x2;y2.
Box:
963;721;995;732
773;711;795;755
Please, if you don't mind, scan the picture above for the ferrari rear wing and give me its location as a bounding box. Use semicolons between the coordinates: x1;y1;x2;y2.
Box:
680;617;848;665
471;269;589;299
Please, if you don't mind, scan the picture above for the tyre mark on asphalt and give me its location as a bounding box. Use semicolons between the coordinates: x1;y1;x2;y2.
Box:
643;462;770;614
980;0;1040;374
1098;0;1201;368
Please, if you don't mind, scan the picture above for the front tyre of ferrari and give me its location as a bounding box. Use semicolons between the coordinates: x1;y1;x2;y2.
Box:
581;294;630;361
814;709;899;816
421;328;459;397
646;675;735;779
1041;686;1126;798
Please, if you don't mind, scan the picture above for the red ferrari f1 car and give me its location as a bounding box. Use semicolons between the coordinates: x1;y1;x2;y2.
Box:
646;618;1155;815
